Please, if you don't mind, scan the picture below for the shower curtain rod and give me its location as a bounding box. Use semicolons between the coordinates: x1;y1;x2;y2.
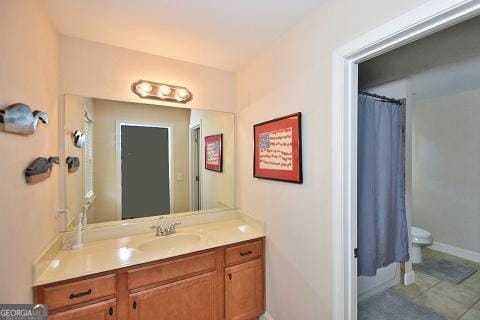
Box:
359;91;403;105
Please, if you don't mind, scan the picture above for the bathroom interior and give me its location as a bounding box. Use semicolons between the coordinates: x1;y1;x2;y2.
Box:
1;1;480;320
356;15;480;320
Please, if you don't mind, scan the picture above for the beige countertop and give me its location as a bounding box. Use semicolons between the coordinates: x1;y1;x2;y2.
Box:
33;216;264;286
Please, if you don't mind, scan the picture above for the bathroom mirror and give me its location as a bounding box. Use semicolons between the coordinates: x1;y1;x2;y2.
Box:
63;95;234;230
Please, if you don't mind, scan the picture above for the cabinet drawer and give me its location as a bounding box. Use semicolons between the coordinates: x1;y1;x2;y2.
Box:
225;240;263;266
49;298;116;320
127;251;216;290
41;274;116;310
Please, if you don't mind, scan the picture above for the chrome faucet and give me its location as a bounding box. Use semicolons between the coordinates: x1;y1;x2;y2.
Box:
151;222;181;236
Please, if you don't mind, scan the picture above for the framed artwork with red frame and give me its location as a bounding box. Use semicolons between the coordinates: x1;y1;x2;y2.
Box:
254;112;302;183
205;134;223;172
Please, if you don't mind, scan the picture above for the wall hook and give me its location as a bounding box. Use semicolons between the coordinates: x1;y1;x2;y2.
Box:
0;103;48;135
25;156;59;184
73;130;86;148
66;156;80;172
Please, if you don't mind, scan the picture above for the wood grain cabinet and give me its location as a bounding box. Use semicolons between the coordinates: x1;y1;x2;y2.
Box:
129;272;218;320
34;238;265;320
48;299;116;320
225;260;264;320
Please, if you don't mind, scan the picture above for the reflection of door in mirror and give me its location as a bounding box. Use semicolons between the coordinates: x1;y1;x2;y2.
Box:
191;126;201;211
120;124;171;219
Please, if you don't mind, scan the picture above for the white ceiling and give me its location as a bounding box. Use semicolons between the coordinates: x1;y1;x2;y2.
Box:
43;0;323;71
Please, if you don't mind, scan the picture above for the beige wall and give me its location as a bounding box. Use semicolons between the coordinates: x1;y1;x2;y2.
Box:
190;110;235;209
92;99;191;223
413;88;480;253
0;0;59;303
235;0;429;318
59;36;236;112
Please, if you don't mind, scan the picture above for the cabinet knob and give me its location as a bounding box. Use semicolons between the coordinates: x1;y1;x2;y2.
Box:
133;301;137;310
109;307;113;316
228;273;232;280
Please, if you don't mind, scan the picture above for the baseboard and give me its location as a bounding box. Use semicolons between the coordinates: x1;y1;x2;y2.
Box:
358;277;400;301
430;241;480;263
357;262;401;301
260;312;274;320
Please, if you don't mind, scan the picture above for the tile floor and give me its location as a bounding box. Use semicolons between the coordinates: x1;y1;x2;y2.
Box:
392;248;480;320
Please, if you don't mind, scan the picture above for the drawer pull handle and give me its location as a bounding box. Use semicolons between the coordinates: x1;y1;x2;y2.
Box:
240;250;252;256
229;273;232;280
69;289;91;299
133;301;137;310
109;307;113;316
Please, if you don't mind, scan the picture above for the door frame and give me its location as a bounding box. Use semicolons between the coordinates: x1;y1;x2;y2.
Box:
331;1;480;319
189;124;202;211
116;120;175;219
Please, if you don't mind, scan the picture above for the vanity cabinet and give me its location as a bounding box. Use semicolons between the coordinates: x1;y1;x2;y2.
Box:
34;238;264;320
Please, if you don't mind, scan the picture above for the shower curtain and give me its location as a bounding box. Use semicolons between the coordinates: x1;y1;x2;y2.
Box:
357;94;409;276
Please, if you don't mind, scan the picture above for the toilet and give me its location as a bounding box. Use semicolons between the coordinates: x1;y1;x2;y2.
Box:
411;226;433;263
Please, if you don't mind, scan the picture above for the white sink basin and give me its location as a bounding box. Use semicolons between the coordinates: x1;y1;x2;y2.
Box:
137;233;202;252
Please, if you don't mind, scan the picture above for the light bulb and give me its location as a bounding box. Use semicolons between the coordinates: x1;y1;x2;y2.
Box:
176;88;190;100
159;85;172;96
138;82;153;94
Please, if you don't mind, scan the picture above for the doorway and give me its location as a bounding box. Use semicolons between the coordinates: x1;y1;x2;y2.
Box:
190;125;201;211
331;2;480;320
117;122;173;219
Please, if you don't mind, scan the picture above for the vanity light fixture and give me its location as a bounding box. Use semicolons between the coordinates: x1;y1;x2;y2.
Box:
132;80;192;103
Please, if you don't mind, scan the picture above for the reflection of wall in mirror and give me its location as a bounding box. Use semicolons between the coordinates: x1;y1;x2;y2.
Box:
64;95;95;227
91;99;191;223
65;97;235;225
190;110;234;210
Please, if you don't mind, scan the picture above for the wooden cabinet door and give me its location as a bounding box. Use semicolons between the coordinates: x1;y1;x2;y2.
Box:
225;259;264;320
129;272;218;320
49;299;116;320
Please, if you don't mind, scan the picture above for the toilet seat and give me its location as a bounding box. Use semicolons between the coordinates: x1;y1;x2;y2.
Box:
412;226;432;245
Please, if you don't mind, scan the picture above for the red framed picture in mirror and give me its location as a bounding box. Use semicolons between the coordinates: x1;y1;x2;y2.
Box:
253;112;302;183
205;134;223;172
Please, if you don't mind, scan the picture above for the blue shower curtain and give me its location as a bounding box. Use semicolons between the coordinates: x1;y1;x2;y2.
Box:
357;94;409;276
